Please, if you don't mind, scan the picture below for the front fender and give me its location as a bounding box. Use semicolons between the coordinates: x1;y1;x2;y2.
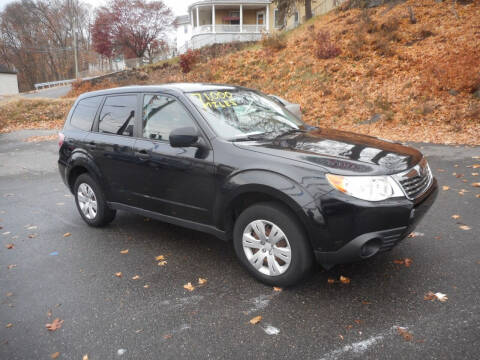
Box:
214;169;325;245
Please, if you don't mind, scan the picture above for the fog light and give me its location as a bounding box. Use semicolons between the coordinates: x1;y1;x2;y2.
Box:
360;238;382;258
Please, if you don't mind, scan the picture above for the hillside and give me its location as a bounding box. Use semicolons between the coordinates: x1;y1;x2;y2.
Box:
2;0;480;144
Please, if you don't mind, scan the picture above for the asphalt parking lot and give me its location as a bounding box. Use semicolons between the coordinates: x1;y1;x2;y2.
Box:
0;130;479;360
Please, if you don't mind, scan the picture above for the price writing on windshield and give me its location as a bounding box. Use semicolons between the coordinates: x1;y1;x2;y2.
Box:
191;92;238;109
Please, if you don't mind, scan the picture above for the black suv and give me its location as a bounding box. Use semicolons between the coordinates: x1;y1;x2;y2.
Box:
59;83;438;286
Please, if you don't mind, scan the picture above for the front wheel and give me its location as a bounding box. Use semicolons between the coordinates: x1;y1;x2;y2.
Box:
74;173;116;227
233;202;314;287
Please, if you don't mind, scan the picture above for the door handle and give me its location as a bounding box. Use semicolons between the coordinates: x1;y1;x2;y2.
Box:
135;149;151;159
86;141;96;149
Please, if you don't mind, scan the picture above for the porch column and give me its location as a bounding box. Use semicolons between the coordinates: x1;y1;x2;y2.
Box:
212;5;215;33
196;7;199;29
190;9;194;27
240;4;243;32
265;5;269;32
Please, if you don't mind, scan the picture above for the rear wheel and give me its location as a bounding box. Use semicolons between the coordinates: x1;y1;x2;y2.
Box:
74;173;116;227
233;202;313;287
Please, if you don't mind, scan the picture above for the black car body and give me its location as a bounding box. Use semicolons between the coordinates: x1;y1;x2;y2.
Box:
58;83;437;286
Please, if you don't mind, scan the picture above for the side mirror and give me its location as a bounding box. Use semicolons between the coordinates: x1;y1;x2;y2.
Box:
169;126;199;148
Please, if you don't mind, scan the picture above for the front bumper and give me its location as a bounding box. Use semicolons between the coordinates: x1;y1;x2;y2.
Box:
314;179;438;268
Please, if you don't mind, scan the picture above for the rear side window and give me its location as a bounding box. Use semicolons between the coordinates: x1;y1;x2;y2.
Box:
99;95;137;136
70;97;101;131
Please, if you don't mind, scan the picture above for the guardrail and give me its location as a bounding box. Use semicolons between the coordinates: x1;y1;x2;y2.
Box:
34;79;76;90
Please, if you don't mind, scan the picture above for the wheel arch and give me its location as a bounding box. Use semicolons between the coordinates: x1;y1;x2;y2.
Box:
215;170;319;240
66;151;105;194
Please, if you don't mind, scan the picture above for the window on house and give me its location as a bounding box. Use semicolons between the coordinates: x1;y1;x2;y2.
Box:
184;25;188;33
230;11;240;25
274;9;284;28
294;11;299;25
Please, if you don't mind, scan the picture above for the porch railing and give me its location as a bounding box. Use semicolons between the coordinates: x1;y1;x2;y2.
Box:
193;24;267;35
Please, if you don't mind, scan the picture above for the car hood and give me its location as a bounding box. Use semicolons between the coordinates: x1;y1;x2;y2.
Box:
234;128;423;176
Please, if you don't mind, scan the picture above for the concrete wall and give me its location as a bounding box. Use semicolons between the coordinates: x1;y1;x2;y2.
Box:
0;73;19;95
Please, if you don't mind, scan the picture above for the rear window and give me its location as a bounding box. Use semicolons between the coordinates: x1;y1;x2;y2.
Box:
99;95;137;137
70;97;102;131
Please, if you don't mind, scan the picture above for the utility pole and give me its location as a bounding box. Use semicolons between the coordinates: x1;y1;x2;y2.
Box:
71;0;79;79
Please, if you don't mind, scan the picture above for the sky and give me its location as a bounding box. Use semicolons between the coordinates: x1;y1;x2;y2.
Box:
0;0;193;16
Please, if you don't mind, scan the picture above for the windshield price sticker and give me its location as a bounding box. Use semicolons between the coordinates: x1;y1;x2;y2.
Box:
191;92;238;109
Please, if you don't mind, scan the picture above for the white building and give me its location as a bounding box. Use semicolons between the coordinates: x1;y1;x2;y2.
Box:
0;65;19;95
175;0;344;54
175;15;193;54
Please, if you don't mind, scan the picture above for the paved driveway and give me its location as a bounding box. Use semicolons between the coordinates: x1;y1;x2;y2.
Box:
0;130;479;359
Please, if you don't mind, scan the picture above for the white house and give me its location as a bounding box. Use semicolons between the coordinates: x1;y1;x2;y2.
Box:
175;0;344;53
0;64;19;95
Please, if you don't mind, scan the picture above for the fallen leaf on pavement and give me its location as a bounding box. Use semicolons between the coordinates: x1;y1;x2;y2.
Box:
473;164;480;169
46;318;64;331
442;186;449;191
459;225;471;230
143;284;150;288
155;255;165;261
404;258;413;267
6;244;14;249
7;264;16;269
132;275;140;280
183;282;195;291
361;301;371;305
6;292;13;297
249;315;262;324
28;234;37;238
82;355;88;360
120;249;129;254
472;173;479;176
327;278;335;284
6;323;13;328
26;225;37;230
476;194;480;198
115;272;122;277
455;173;463;178
273;286;282;291
157;260;167;266
163;334;172;339
472;183;480;188
397;327;413;341
393;259;404;264
340;275;351;284
424;291;448;302
437;169;445;172
451;214;460;219
63;232;71;237
198;278;207;285
50;352;60;359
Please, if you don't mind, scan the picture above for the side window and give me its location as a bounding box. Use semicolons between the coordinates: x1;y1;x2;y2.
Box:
99;95;137;136
142;94;196;141
70;97;101;131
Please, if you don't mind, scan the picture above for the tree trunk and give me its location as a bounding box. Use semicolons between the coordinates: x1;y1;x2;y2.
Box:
305;0;312;20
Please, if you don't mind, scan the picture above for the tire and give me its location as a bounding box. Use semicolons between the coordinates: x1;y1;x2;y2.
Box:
74;173;116;227
233;202;314;287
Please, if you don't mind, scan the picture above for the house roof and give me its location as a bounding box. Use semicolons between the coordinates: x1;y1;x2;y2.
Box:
188;0;271;12
0;64;17;75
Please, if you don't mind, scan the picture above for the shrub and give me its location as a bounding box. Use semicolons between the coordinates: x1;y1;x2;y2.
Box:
261;33;287;51
179;49;199;73
314;30;341;59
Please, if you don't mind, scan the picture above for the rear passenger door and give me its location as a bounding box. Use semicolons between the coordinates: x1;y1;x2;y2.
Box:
86;94;140;204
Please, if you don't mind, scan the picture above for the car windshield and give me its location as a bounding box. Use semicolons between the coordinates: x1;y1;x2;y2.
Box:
186;89;305;140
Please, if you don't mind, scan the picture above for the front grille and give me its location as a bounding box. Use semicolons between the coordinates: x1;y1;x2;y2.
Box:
394;158;432;200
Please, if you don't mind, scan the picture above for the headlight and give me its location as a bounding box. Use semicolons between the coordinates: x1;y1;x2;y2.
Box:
326;174;404;201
